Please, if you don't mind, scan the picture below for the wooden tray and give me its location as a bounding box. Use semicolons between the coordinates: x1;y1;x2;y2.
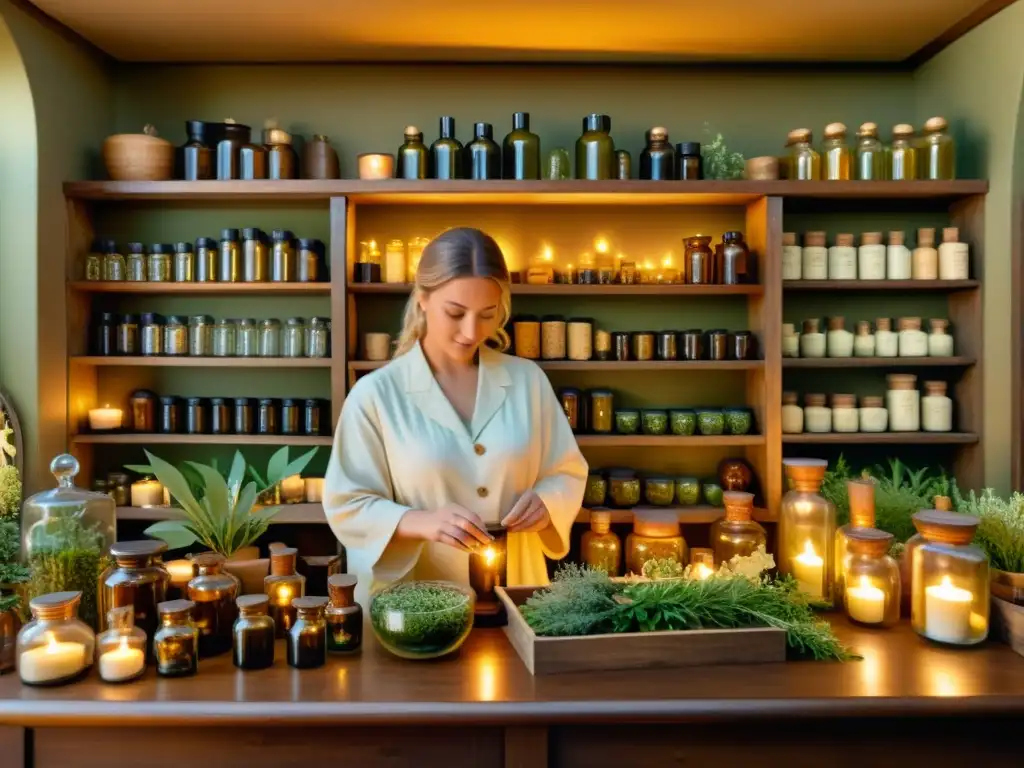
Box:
991;595;1024;657
496;585;786;675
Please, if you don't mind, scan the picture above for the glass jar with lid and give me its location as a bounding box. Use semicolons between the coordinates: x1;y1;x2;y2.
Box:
173;241;194;282
922;380;953;432
785;128;820;180
283;317;306;357
195;237;217;282
265;547;306;639
831;394;858;433
187;552;240;658
159;395;183;434
834;478;876;600
921;116;955;180
710;491;766;565
219;228;241;282
147;243;173;282
541;315;567;360
233;594;275;670
911;510;987;645
101;240;125;281
854;122;885;180
581;510;621;576
271;229;296;282
639;127;676;180
589;389;613;433
84;239;103;281
212;318;237;357
154;599;198;677
683;236;713;285
258;398;279;434
241;227;268;282
236;318;258;357
886;373;920;432
298;238;323;283
844;528;900;628
778;458;836;602
626;510;687;576
306;317;330;358
287;596;328;669
16;591;95;686
22;455;116;629
96;605;147;683
126;242;147;281
326;574;363;653
355;240;382;283
99;539;169;657
163;315;188;356
875;317;898;357
859;396;888;432
928;319;954;357
800;318;825;358
821;122;851;180
140;312;165;356
259;318;282;357
889;124;918;180
189;314;214;356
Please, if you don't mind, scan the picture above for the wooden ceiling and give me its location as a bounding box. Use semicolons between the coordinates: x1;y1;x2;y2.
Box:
27;0;1010;64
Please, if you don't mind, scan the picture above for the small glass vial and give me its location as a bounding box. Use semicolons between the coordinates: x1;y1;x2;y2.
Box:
821;122;851;180
281;398;301;435
889;124;918;180
800;319;825;358
913;228;939;279
84;238;103;281
210;397;230;435
259;318;281;357
887;231;912;280
828;233;857;280
857;232;885;280
17;591;95;686
147;243;172;282
96;605;147;684
258;398;279;434
781;231;801;280
928;319;954;357
173;241;195;282
786;128;820;180
140;312;165;356
354;239;381;283
826;316;853;358
212;318;237;357
853;321;875;357
186;397;208;435
844;528;900;628
126;242;147;281
854;122;885;180
859;396;888;432
236;318;258;357
911;510;988;645
710;491;766;565
886;374;921;432
102;240;126;281
298;238;322;283
384;239;406;284
938;227;969;280
233;594;275;670
159;395;183;434
153;599;198;677
921;116;955;180
781;391;804;434
305;317;329;359
265;547;306;639
287;597;328;669
802;231;828;279
117;313;140;356
187;552;239;658
898;317;928;357
163;315;188;356
781;323;800;358
283;317;306;357
779;459;836;602
625;510;687;576
189;314;214;356
326;574;363;654
831;394;859;433
581;510;622;576
922;381;953;432
219;228;241;282
875;317;898;357
804;394;832;433
234;397;254;435
304;398;322;436
195;237;218;282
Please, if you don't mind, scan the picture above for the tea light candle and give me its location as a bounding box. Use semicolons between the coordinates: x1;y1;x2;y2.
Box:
280;474;304;504
98;636;145;683
130;479;164;508
792;540;824;599
846;575;886;624
304;477;324;503
690;548;715;581
88;406;122;431
469;544;503;599
357;153;395;180
19;634;87;685
925;576;973;644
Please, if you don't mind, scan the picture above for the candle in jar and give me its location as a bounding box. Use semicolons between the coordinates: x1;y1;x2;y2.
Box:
280;474;304;504
273;583;294;607
304;477;324;503
19;633;87;685
130;479;164;507
924;576;973;644
88;406;122;431
792;540;824;599
846;575;886;624
357;152;395;180
98;636;145;683
165;559;194;588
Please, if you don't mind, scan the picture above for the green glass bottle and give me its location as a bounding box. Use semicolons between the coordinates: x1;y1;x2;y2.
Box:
466;122;501;180
502;112;541;180
855;122;886;180
396;126;427;180
921;116;955;180
575;114;615;180
429;116;464;180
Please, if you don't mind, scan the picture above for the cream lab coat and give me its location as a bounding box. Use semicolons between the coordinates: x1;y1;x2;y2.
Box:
324;341;588;606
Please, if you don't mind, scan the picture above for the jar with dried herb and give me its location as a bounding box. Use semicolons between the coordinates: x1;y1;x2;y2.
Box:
626;510;687;576
326;574;362;653
711;491;766;564
581;510;621;576
187;552;240;658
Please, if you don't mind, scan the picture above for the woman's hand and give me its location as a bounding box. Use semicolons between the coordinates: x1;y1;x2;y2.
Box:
501;490;551;533
396;505;493;553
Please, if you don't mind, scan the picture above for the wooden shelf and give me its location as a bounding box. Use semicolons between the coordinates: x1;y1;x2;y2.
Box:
783;357;975;369
783;432;979;445
577;505;776;524
349;359;763;373
576;435;764;448
350;283;762;296
116;503;326;524
71;434;332;446
72;356;331;368
69;281;330;295
784;280;980;291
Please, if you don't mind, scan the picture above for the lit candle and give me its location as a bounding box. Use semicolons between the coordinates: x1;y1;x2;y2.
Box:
280;474;304;504
130;479;164;508
304;477;324;503
165;559;193;588
273;583;294;607
19;633;87;685
98;636;145;683
357;152;395;180
88;406;122;431
792;540;824;598
690;548;715;581
846;575;886;624
924;576;973;644
469;544;503;600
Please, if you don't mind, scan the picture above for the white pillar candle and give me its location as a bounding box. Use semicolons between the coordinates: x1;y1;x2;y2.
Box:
131;479;164;508
846;576;886;624
280;474;304;504
925;576;973;644
98;637;145;683
357;152;394;180
792;540;824;599
19;635;87;684
88;407;123;431
304;477;324;503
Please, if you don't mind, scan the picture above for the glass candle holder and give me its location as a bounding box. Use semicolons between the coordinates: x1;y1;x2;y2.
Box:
710;491;767;565
17;591;95;686
626;510;687;576
842;528;899;627
581;510;622;576
835;478;877;602
778;459;836;602
130;478;164;508
96;605;147;683
100;540;170;662
287;596;328;669
357;152;395;179
187;552;240;658
154;599;198;677
265;547;306;639
233;594;275;670
910;510;989;646
355;240;382;283
326;574;363;653
689;548;715;580
468;533;506;616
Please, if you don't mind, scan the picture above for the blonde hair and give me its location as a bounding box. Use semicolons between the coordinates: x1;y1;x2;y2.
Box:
394;228;512;358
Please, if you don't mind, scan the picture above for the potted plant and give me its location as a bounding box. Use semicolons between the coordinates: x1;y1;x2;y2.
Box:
962;490;1024;603
0;460;28;673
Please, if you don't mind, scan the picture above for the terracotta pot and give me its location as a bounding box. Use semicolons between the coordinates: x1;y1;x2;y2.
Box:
0;609;20;674
103;125;174;181
223;558;269;595
991;569;1024;605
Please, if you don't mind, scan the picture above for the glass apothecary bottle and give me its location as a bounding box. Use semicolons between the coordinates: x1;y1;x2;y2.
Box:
173;241;195;282
626;510;687;576
683;235;713;285
126;242;147;282
306;317;330;358
615;149;631;180
22;455;116;630
826;316;853;357
886;373;920;432
218;228;241;282
640;127;676;180
189;314;214;357
259;318;281;357
298;238;322;283
781;232;801;281
429;116;463;180
154;599;198;677
575;114;615;180
710;491;766;565
854;321;875;357
17;591;95;686
786;128;820;180
921;116;955;180
854;122;886;180
195;237;217;282
99;539;169;660
898;317;928;357
922;380;953;432
887;230;912;280
288;596;328;669
264;124;297;180
384;239;406;285
859;396;888;432
212;318;237;357
821;123;851;180
928;319;954;356
407;236;428;281
241;227;268;282
778;459;835;602
828;234;856;280
844;528;900;628
781;391;804;434
101;240;125;281
233;594;275;670
800;318;825;358
177;120;214;180
326;574;363;653
721;231;751;285
581;510;622;576
781;323;800;358
396;126;427;180
265;547;306;639
466;122;501;180
910;510;988;645
875;317;898;357
502;112;541;180
834;478;876;601
96;605;147;683
802;231;828;279
889;124;918;180
147;243;172;282
271;229;296;282
355;240;382;283
84;238;103;281
187;552;240;658
283;317;306;357
236;318;258;357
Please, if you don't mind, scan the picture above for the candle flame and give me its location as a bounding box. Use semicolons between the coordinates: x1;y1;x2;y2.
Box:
693;563;713;581
662;254;673;268
802;540;817;557
118;636;130;652
541;245;554;262
594;237;609;254
858;575;872;589
45;632;58;651
481;546;498;566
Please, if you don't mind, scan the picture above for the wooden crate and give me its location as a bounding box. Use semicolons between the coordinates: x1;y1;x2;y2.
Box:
991;596;1024;657
496;585;786;676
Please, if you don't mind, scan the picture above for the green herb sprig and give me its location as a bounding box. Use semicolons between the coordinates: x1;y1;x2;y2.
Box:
963;490;1024;573
370;582;473;652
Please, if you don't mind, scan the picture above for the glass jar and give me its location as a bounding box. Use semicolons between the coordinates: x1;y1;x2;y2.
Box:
288;597;328;669
612;331;630;361
786;128;820;180
608;470;641;508
126;242;146;281
843;528;900;628
302;399;322;436
887;231;912;280
93;312;117;356
615;149;631;180
241;228;268;282
218;228;241;282
821;122;851;180
889;124;918;180
676;142;703;180
584;472;607;507
859;396;888;432
382;238;406;285
721;231;751;285
406;236;429;281
632;331;655;361
939;227;969;280
96;605;147;683
259;318;281;357
582;510;622;577
304;316;329;359
626;510;687;576
513;316;540;359
258;398;279;435
140;312;164;356
857;232;885;280
271;230;296;282
212;318;237;357
828;234;856;280
803;394;831;433
657;330;678;361
283;317;306;357
173;241;194;282
396;128;427;180
16;591;94;685
210;397;230;435
911;510;987;645
684;235;713;284
711;491;767;565
781;232;801;280
233;594;275;670
898;317;928;357
154;599;198;677
189;314;214;356
706;329;728;361
187;553;239;658
887;374;920;431
99;540;170;658
835;479;877;601
575;113;615;180
543;147;571;180
589;390;613;433
644;476;674;506
854;122;885;180
802;231;828;279
831;394;858;433
913;228;939;280
875;317;898;357
566;318;593;361
922;380;953;432
826;316;853;357
800;318;825;358
853;321;875;357
129;389;157;432
299;238;323;283
326;574;363;653
502;112;541;180
117;313;140;356
159;396;183;434
265;547;306;639
781;391;804;434
928;319;954;357
921;116;955;180
779;459;836;601
147;243;172;282
234;397;254;435
195;237;217;282
186;397;208;434
281;398;300;435
101;240;125;281
105;472;130;507
541;315;567;360
559;388;582;433
235;318;258;357
22;455;116;630
639;127;675;180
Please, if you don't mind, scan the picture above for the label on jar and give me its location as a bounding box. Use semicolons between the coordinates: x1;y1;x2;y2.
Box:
858;245;886;280
887;245;912;280
886;390;920;431
802;247;828;279
922;395;953;432
782;246;803;280
928;333;954;357
859;407;888;432
938;243;969;280
828;246;857;280
875;331;898;357
898;329;928;357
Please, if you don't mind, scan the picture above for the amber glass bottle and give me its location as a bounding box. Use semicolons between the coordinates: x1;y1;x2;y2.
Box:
581;510;622;576
502;112;541;180
639;127;676;180
429;116;464;180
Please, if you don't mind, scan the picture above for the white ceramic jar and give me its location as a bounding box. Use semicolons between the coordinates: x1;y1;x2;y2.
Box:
827;317;854;357
886;374;920;432
802;232;828;280
898;317;928;357
858;232;886;280
912;227;938;280
800;319;826;358
938;227;969;280
829;233;857;280
782;322;800;358
928;319;954;357
922;381;953;432
804;394;832;433
782;232;802;281
858;396;888;432
875;317;898;357
853;320;875;357
831;394;859;433
886;230;912;280
781;392;804;434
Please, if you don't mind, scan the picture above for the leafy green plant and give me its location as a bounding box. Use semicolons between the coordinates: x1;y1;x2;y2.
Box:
132;447;317;557
701;126;745;180
25;515;106;628
962;490;1024;573
370;582;473;656
0;521;28;613
0;466;21;519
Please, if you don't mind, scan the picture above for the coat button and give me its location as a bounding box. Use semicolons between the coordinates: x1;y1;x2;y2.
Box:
477;486;489;498
474;443;486;456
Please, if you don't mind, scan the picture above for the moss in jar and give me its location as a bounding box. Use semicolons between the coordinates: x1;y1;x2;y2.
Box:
697;409;725;436
644;478;675;506
669;410;696;436
608;473;641;508
675;477;701;506
702;481;725;507
583;474;607;507
641;409;668;435
614;410;640;435
723;407;753;435
25;515;107;628
369;581;473;659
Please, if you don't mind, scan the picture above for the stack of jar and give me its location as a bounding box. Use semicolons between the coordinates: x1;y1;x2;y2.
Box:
784;316;954;359
91;314;330;359
781;228;969;281
83;230;326;284
122;390;327;436
782;377;953;434
783;118;955;181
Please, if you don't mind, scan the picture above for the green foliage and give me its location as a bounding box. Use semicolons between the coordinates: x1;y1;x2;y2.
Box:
701;127;745;180
641;557;684;580
0;521;29;587
0;465;21;519
24;515;105;628
963;490;1024;573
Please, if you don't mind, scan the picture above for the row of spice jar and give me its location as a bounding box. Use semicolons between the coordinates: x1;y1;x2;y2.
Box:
783;118;955;181
584;459;755;508
782;378;954;434
91;313;330;358
560;388;756;436
83;230;326;283
785;317;953;358
782;227;969;282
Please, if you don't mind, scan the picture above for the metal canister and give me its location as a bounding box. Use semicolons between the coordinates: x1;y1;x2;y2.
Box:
257;398;278;435
656;331;678;361
164;315;188;356
148;244;173;282
219;228;241;282
271;230;296;282
242;228;268;282
189;315;214;356
140;313;165;356
173;242;195;282
304;399;322;436
297;238;321;282
117;314;140;355
195;237;217;282
210;398;230;435
612;331;630;361
186;397;208;435
281;399;300;435
234;398;254;435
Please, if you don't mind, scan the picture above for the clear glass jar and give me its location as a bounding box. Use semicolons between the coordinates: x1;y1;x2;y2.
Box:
384;238;406;284
406;236;429;282
126;243;147;281
22;455;115;630
102;240;125;281
911;510;987;645
835;479;877;601
265;548;306;639
875;317;898;357
187;552;240;658
859;396;888;432
854;122;885;180
887;231;912;279
853;321;875;357
16;591;95;686
589;389;613;434
826;316;854;357
326;574;363;654
96;605;147;683
913;228;938;279
844;528;900;628
889;124;918;180
117;313;140;355
188;314;214;356
921;116;955;180
831;394;858;433
781;391;804;434
163;315;188;356
147;243;172;281
541;315;567;360
786;128;820;180
886;374;920;431
781;232;801;280
778;459;836;602
140;312;165;356
287;597;328;669
212;318;237;357
928;319;954;357
241;227;268;282
84;239;103;281
800;319;825;358
581;510;621;576
939;226;969;280
922;380;953;432
710;491;766;565
283;317;306;357
782;323;800;358
305;317;329;358
154;599;198;677
271;229;296;282
626;510;687;576
804;394;831;433
259;319;281;357
173;242;195;282
99;540;170;660
233;594;275;670
219;228;241;282
821;122;851;180
898;317;928;357
236;318;258;357
858;232;885;280
828;234;857;280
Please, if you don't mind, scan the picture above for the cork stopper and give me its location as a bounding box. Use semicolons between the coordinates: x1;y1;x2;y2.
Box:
804;231;826;248
942;227;960;243
861;232;883;246
111;539;168;565
723;491;754;522
832;394;856;408
633;509;681;538
292;596;328;614
875;317;892;332
835;234;855;247
860;395;884;408
923;116;948;133
929;318;949;333
787;128;812;145
888;231;905;246
403;125;421;137
924;380;948;396
590;509;612;533
857;122;878;137
782;322;796;335
157;599;194;619
328;574;358;607
805;393;827;408
912;509;978;545
934;495;953;511
237;594;269;615
917;228;936;247
802;318;821;334
827;316;846;331
782;232;797;247
782;391;799;406
846;527;893;557
782;458;828;492
886;373;917;390
856;320;872;335
690;548;715;568
29;591;82;621
192;552;226;575
270;547;299;576
648;126;668;142
824;122;847;138
847;479;877;528
898;317;922;331
892;123;915;138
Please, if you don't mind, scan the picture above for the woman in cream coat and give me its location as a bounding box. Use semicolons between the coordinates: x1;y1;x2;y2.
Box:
325;227;588;605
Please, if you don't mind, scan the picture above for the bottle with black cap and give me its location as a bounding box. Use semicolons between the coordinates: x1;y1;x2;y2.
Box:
676;142;703;180
575;114;615;180
502;112;540;180
466;122;501;180
429;116;464;180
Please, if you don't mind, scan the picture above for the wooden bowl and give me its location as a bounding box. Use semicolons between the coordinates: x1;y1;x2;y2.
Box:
102;126;173;181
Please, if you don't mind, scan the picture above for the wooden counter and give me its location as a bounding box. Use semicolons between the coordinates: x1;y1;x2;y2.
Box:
1;617;1023;767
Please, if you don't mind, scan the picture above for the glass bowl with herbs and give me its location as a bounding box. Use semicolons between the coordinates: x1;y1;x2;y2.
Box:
370;581;475;660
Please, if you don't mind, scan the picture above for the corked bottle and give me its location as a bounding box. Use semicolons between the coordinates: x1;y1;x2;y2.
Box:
265;547;306;639
781;322;799;358
938;227;969;280
304;135;341;180
922;381;953;432
800;318;825;358
858;232;885;280
875;317;898;357
887;231;912;280
264;123;297;180
233;594;275;670
886;374;920;432
853;320;875;357
928;319;954;357
781;391;803;434
821;122;851;180
287;596;328;669
100;540;170;661
782;232;801;281
710;491;766;564
804;393;831;433
826;316;853;358
859;396;888;433
786;128;820;180
831;394;858;433
802;231;828;279
828;233;856;280
897;317;928;357
855;122;885;180
325;574;363;653
889;124;918;180
912;228;938;279
187;552;240;658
